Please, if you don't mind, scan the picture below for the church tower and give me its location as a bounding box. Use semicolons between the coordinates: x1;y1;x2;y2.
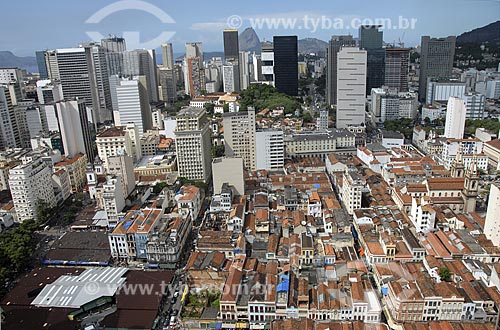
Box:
463;153;479;213
451;145;465;178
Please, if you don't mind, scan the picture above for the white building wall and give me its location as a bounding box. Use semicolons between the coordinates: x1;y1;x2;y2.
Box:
255;129;284;171
484;183;500;247
444;97;466;139
336;47;367;128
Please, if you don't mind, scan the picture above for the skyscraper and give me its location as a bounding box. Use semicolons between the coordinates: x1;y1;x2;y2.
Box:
384;48;410;92
223;108;256;170
47;45;112;124
36;51;49;78
0;85;20;150
444;97;466;139
359;25;383;50
419;36;456;101
260;42;275;86
25;105;48;139
359;25;385;94
184;43;205;97
326;35;356;105
336;47;367;129
107;49;159;104
273;36;298;96
175;107;212;182
223;30;239;62
161;43;174;69
113;76;152;136
55;99;95;161
101;36;126;53
158;67;177;103
223;64;240;93
239;51;250;90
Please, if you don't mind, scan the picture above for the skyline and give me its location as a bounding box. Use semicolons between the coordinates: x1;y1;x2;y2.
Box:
1;0;499;57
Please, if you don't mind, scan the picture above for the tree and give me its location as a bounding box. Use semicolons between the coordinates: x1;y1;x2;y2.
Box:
238;84;301;114
302;112;313;123
204;103;215;115
383;118;414;139
223;103;230;113
438;267;451;281
423;117;431;125
36;199;56;224
211;144;225;158
153;182;168;194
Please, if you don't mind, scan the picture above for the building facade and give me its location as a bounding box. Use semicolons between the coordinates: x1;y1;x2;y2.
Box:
336;47;367;129
175;107;212;182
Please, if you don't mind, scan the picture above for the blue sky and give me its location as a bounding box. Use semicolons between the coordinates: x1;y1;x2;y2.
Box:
1;0;499;56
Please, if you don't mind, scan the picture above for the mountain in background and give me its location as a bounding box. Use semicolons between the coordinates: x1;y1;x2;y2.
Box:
298;38;328;54
457;20;500;46
0;51;37;73
239;27;261;53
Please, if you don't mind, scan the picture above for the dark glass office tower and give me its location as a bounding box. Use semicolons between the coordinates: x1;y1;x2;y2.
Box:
223;30;239;62
360;25;383;49
360;25;385;94
366;48;386;93
273;36;298;96
419;36;456;101
385;48;410;92
35;51;48;78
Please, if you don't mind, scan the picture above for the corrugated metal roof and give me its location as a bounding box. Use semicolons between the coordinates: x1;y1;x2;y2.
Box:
31;267;128;308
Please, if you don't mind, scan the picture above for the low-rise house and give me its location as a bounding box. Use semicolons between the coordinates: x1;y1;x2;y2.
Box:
176;184;203;219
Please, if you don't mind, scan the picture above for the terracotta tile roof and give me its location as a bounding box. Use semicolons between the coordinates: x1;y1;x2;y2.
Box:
426;177;465;191
97;126;126;138
486;139;500;150
54;153;86;167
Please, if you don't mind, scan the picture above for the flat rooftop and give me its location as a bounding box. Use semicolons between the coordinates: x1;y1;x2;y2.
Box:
43;231;111;265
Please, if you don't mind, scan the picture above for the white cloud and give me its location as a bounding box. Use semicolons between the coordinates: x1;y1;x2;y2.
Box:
190;22;228;32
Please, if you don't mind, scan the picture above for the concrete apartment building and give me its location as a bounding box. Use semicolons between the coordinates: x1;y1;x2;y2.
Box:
342;169;366;215
175;107;212;182
96;124;141;169
9;155;57;222
113;76;152;137
255;129;284;171
444;97;466;139
223;108;256;170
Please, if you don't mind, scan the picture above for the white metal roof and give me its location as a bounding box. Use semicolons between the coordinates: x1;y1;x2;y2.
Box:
31;267;128;308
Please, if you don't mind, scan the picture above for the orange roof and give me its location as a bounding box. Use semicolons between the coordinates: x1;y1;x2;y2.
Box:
426;177;465;191
256;209;269;223
178;184;200;201
54;153;85;167
486;139;500;150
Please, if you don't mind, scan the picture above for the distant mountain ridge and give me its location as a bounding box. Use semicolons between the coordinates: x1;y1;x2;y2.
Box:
298;38;328;54
239;27;261;53
457;21;500;46
0;51;37;73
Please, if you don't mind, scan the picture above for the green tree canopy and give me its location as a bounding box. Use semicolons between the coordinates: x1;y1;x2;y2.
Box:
239;84;301;114
438;267;451;281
